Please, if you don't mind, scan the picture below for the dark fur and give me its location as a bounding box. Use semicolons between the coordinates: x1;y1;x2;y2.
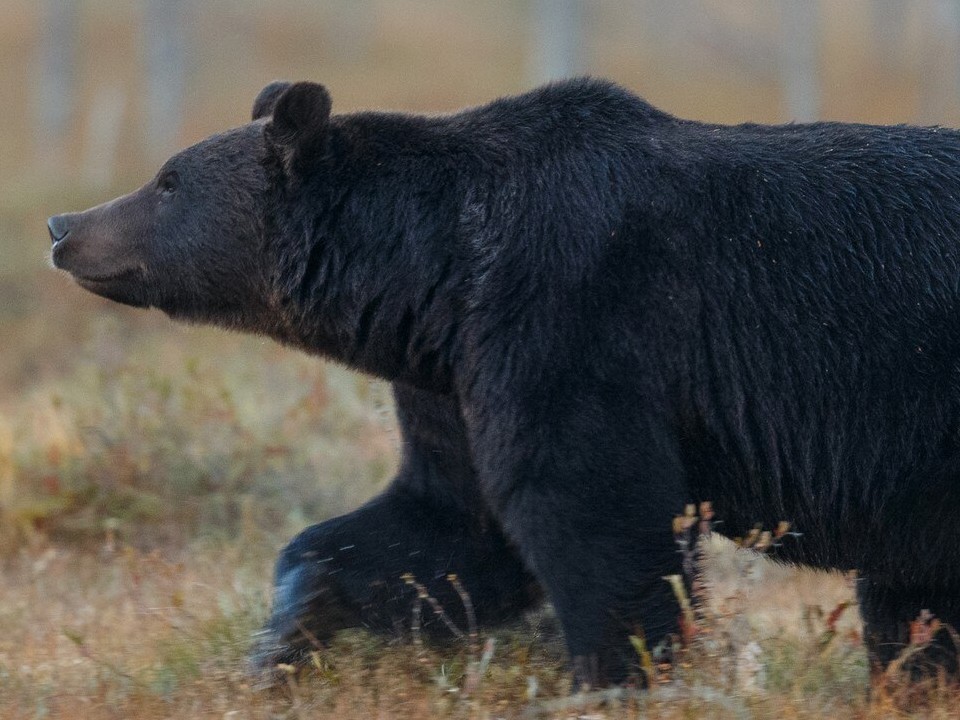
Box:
251;384;541;669
49;78;960;686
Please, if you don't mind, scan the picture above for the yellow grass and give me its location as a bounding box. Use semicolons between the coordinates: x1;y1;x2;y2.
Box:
4;529;949;719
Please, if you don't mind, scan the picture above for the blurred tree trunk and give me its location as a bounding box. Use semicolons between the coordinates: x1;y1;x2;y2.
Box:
529;0;584;85
919;0;960;124
330;0;374;63
35;0;80;169
871;0;909;66
82;85;126;191
780;0;820;122
144;0;191;164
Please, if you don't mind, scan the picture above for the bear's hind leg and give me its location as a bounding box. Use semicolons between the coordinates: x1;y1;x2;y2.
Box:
477;420;689;688
858;577;960;683
250;384;541;675
251;487;539;672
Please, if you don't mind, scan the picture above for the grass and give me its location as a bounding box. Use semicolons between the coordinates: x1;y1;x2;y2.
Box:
0;309;396;554
0;526;917;720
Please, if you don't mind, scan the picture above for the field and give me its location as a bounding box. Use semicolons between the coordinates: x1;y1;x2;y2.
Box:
6;1;960;717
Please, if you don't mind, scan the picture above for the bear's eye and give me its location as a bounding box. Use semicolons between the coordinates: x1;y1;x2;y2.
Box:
157;170;181;197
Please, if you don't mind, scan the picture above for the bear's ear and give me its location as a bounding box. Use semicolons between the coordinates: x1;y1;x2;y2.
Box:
265;82;333;178
251;81;292;121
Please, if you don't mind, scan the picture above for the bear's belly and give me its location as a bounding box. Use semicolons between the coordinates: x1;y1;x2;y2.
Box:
685;425;960;580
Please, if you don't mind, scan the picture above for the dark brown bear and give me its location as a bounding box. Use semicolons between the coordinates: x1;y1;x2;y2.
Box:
49;78;960;687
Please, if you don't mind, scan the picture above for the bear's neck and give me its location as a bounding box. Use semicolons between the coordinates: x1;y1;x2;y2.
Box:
270;153;470;393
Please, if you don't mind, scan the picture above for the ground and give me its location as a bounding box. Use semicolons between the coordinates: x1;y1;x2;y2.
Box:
2;527;875;719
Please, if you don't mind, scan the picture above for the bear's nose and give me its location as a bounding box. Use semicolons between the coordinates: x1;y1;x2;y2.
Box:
47;215;71;245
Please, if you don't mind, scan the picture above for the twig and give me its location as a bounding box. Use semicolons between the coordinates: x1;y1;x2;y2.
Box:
522;681;751;719
63;628;137;683
295;617;327;653
402;573;466;640
448;573;478;657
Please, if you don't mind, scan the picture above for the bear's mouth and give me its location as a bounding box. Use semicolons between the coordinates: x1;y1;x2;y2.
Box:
72;268;141;284
73;268;149;308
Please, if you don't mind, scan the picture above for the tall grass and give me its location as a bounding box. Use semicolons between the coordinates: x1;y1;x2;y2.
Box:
0;311;397;553
9;511;947;719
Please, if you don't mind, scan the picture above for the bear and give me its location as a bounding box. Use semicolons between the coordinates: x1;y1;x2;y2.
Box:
249;382;543;669
47;76;960;688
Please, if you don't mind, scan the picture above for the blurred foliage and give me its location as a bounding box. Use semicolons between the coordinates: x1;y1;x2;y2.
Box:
1;330;396;551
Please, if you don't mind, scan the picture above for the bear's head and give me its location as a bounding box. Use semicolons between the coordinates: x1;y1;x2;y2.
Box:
48;82;462;391
47;81;334;329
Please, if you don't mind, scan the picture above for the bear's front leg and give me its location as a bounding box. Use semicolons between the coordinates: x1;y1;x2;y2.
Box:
250;384;540;673
469;402;688;688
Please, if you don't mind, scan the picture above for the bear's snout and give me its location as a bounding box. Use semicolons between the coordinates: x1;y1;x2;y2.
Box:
46;199;151;309
47;214;71;246
48;205;135;279
48;211;89;275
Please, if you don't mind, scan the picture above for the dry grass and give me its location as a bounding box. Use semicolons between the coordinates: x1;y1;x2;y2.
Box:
0;294;397;555
6;528;956;719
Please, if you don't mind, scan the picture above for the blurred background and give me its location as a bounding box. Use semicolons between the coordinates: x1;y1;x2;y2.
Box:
2;2;954;714
4;0;960;553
